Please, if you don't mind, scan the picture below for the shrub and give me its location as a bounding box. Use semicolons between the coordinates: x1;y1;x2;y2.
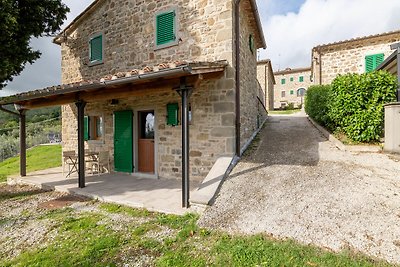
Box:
285;103;295;110
304;85;332;128
329;71;397;142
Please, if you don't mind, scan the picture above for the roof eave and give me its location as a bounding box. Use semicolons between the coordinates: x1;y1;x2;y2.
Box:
250;0;267;49
0;62;228;106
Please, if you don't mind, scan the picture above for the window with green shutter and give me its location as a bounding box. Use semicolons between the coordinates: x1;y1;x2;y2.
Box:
290;90;294;95
290;77;294;82
365;53;384;73
249;34;255;54
167;103;179;126
156;9;177;48
84;115;104;141
89;34;103;64
299;76;304;82
281;78;286;85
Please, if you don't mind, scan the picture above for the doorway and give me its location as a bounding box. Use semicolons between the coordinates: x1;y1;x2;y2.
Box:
137;111;155;173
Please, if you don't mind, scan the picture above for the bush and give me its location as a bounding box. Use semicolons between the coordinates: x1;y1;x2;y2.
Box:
304;85;332;128
329;71;397;142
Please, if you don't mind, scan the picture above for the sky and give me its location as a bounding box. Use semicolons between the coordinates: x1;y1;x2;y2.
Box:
2;0;400;97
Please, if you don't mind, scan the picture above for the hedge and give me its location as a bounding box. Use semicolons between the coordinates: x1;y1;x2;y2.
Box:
305;71;397;143
304;84;332;129
329;71;397;142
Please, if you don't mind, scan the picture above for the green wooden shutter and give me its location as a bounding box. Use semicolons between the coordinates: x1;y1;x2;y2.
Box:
365;55;374;73
114;111;133;173
167;103;179;126
90;35;103;62
375;53;384;67
290;77;294;82
156;11;176;46
299;76;304;82
365;53;384;73
290;90;294;95
281;79;286;85
84;116;89;141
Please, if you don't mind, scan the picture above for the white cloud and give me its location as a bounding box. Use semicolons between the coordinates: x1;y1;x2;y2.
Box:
259;0;400;71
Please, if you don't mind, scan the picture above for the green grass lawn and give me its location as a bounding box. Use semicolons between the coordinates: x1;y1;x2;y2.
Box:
0;145;61;182
0;192;394;267
269;109;301;115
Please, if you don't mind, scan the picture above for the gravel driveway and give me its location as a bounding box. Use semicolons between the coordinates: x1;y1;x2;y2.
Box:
199;112;400;264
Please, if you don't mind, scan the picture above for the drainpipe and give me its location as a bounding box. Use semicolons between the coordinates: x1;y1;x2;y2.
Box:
234;0;242;157
319;49;322;85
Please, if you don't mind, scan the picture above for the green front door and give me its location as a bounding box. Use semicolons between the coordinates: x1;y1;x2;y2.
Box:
114;110;133;173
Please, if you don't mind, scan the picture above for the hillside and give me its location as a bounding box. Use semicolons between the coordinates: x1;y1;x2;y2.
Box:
0;106;61;162
0;144;62;182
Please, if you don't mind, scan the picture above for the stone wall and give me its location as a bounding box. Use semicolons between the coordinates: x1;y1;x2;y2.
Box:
312;32;400;85
59;0;265;181
274;68;312;109
60;0;234;84
257;61;274;111
238;0;267;149
62;76;236;182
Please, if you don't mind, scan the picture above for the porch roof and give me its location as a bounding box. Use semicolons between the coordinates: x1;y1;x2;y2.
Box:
0;61;227;109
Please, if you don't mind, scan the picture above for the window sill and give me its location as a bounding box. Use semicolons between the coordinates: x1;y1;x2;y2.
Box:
154;41;179;51
87;140;105;145
88;61;104;67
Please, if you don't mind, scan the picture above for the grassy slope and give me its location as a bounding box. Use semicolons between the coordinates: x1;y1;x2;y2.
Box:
0;145;61;182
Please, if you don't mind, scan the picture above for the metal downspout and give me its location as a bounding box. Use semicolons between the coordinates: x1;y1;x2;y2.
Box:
235;0;241;157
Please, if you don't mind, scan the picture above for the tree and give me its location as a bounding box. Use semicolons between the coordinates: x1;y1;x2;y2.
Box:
0;0;69;89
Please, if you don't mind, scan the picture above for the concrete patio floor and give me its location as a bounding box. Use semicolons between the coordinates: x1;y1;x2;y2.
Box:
8;167;200;215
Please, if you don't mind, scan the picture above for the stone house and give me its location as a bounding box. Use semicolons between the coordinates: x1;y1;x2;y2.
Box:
273;67;311;109
0;0;266;206
312;30;400;85
257;59;275;111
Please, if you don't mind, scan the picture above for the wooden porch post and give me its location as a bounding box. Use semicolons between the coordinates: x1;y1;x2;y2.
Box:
176;77;193;208
19;110;27;177
75;101;86;188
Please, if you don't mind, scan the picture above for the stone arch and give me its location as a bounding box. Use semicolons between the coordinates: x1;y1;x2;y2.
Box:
297;87;306;97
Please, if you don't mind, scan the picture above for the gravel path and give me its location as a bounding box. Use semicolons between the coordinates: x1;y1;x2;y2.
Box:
199;112;400;264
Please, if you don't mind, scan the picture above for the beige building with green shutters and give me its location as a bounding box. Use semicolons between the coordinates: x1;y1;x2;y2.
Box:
311;30;400;85
52;0;268;182
273;67;312;109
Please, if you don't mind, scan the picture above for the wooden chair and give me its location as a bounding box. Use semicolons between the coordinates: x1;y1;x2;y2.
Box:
62;151;78;178
90;151;110;175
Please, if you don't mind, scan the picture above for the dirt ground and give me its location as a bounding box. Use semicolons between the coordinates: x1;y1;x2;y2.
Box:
199;112;400;264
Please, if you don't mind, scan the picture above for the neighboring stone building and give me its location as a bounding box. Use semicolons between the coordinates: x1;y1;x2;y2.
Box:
273;67;312;109
0;0;267;197
257;59;275;111
312;30;400;85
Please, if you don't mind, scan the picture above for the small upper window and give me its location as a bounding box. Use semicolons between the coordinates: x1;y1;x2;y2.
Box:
290;77;294;82
89;34;103;65
249;34;255;54
281;78;286;85
299;76;304;82
156;9;178;49
365;53;384;73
